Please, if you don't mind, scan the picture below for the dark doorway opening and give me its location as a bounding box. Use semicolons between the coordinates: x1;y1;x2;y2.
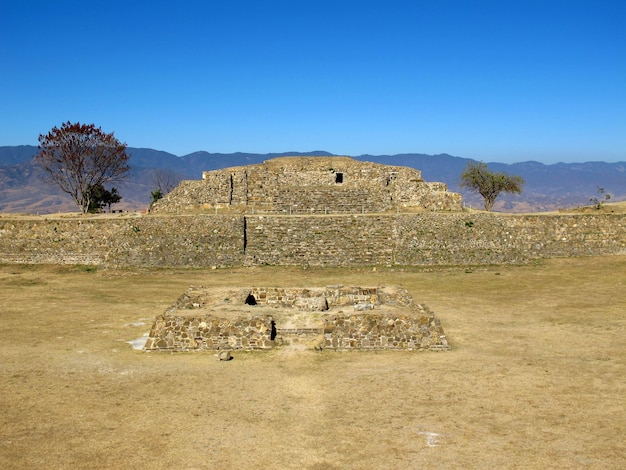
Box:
270;320;277;340
335;172;344;183
245;294;257;305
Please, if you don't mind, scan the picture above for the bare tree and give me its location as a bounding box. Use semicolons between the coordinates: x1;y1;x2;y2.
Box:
151;168;181;195
590;186;611;210
35;121;129;213
460;161;524;211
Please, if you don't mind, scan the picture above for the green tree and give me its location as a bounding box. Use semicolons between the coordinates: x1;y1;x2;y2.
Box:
86;184;105;213
86;184;122;213
460;161;524;211
35;121;129;213
102;186;122;212
149;188;163;209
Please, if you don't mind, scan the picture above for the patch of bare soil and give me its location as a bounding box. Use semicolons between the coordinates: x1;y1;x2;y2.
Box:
0;257;625;469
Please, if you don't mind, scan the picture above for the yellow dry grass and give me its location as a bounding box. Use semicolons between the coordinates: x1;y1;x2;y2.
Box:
1;256;625;469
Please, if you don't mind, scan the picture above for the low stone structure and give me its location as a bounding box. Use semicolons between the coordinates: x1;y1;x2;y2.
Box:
144;286;450;352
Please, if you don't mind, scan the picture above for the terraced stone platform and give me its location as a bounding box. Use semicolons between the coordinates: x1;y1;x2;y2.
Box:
144;285;450;352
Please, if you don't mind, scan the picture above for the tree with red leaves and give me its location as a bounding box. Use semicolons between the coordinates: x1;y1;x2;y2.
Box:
35;122;129;213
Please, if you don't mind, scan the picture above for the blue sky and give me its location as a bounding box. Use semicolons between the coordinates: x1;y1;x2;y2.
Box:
1;0;624;163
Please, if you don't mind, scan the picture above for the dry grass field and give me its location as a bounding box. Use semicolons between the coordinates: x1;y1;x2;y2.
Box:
1;256;625;469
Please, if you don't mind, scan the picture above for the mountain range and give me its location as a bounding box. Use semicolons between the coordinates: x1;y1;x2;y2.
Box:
1;145;624;214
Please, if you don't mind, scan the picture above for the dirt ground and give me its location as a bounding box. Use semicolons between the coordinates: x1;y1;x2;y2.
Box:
1;256;625;469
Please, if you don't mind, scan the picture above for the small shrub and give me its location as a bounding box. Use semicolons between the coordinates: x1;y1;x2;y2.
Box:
590;187;611;210
77;265;97;273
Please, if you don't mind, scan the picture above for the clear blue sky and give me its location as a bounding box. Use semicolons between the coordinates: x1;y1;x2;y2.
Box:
1;0;624;163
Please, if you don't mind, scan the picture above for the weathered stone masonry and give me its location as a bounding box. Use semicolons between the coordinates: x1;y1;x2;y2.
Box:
151;156;463;214
0;212;624;267
144;286;450;352
1;157;624;267
145;312;449;352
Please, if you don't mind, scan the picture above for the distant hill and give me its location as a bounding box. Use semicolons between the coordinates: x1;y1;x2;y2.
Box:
1;145;624;214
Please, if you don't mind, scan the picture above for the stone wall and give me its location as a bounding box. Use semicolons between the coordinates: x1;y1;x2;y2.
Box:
245;286;391;310
144;311;449;352
0;215;245;267
0;212;624;268
323;309;450;351
144;315;276;351
243;213;626;266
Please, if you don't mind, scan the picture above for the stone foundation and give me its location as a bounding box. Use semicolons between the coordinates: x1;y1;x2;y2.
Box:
144;286;450;352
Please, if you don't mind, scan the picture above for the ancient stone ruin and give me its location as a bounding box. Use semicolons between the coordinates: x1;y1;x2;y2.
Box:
151;156;462;214
2;155;624;269
144;286;450;352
